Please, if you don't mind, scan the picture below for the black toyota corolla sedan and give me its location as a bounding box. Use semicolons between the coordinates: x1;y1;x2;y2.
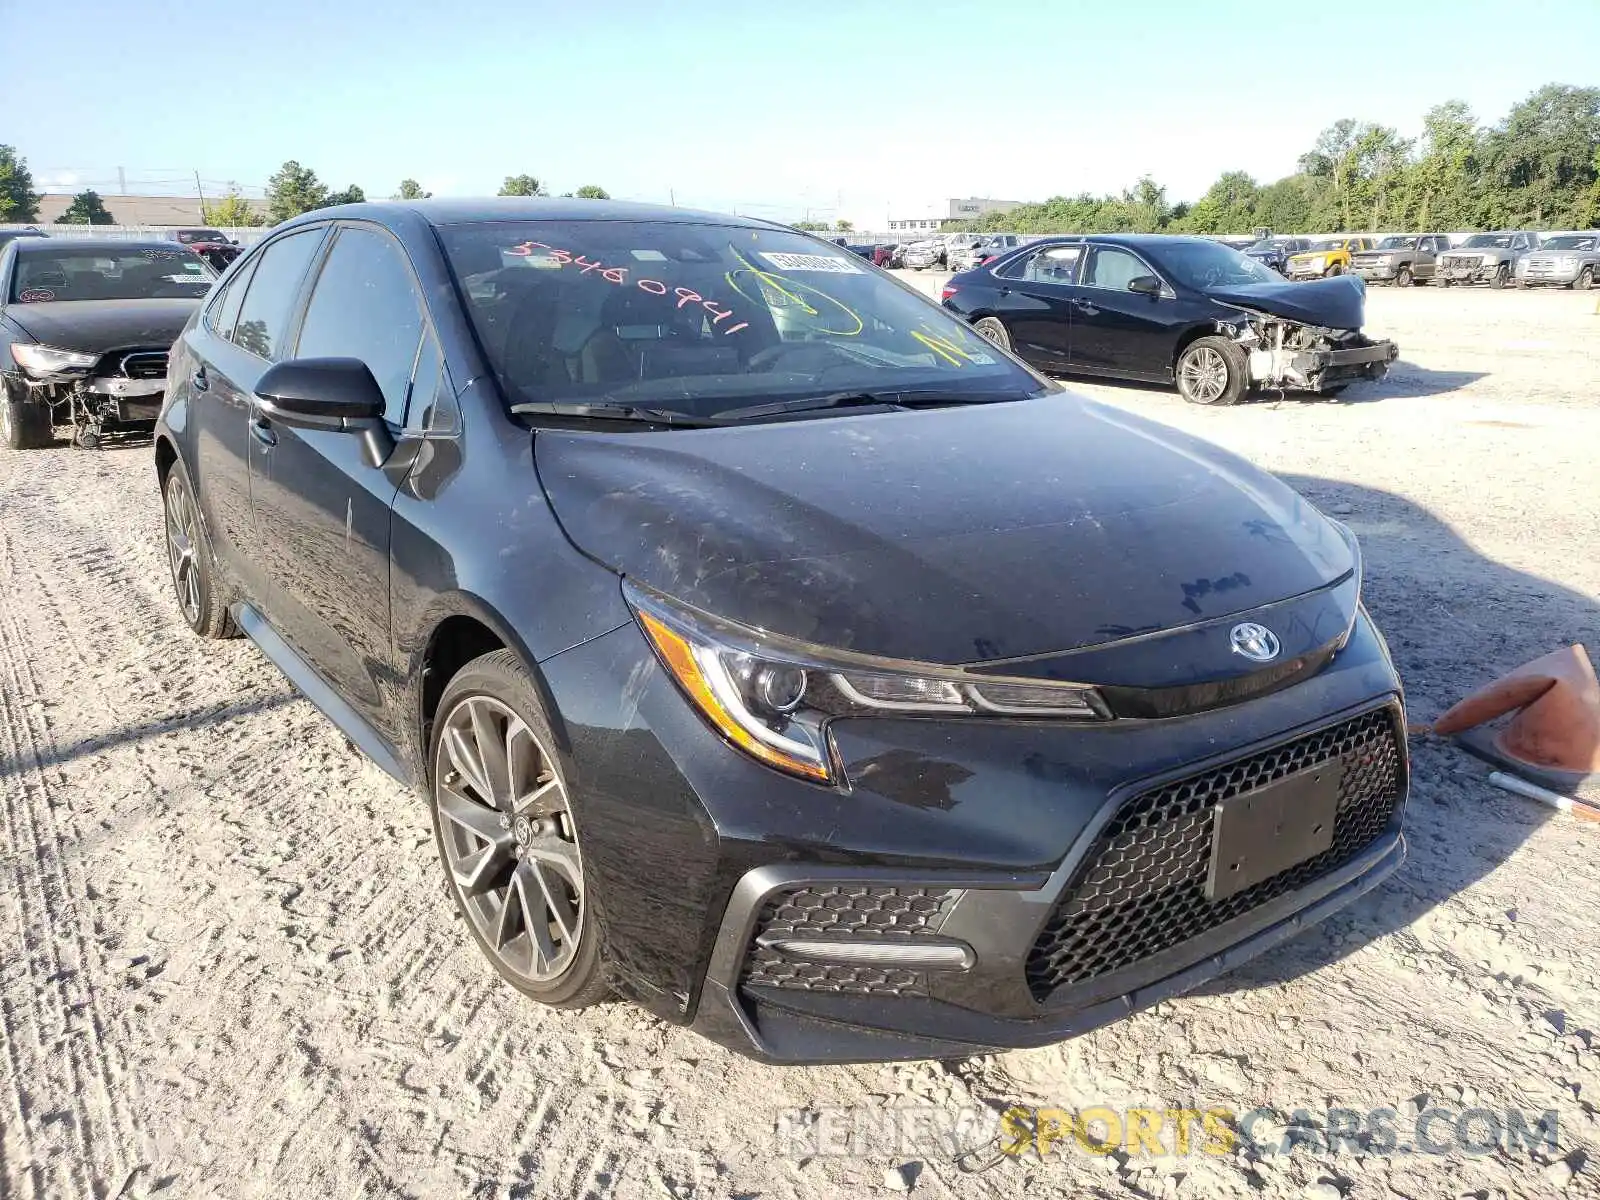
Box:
941;234;1398;404
153;199;1408;1064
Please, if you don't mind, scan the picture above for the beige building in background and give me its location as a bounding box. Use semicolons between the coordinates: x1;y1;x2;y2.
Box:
34;193;269;226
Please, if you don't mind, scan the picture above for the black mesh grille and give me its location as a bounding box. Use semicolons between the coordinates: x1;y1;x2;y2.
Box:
741;885;957;996
1026;706;1404;1002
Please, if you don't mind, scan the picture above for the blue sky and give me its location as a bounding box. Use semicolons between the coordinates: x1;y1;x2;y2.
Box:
6;0;1597;227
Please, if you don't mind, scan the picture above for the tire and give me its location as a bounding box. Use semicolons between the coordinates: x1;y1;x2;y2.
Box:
1327;264;1344;277
1395;265;1413;288
1175;336;1247;406
1490;264;1509;290
162;461;237;639
1437;277;1452;287
1320;385;1350;398
1577;266;1594;290
429;649;608;1009
1;384;52;450
973;316;1012;351
1516;279;1529;290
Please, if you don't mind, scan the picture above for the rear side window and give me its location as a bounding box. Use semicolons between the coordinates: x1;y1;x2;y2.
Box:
205;256;257;340
998;244;1081;283
233;228;323;361
294;226;426;425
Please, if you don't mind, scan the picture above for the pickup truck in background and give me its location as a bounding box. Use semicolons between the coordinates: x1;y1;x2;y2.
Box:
1351;234;1452;286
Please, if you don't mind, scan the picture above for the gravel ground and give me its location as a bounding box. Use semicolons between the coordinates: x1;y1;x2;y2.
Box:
2;282;1598;1199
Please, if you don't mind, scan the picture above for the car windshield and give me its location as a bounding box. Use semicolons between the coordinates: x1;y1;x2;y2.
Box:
1245;239;1290;252
10;247;216;302
438;220;1042;417
1541;235;1596;251
1146;240;1278;289
1377;236;1419;249
1308;238;1347;252
176;230;225;244
1462;234;1515;249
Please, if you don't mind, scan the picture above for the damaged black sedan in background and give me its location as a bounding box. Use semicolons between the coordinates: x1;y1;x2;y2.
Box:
942;234;1398;404
1;237;215;449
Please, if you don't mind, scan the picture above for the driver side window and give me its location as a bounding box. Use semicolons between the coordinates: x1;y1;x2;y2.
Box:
1082;246;1148;292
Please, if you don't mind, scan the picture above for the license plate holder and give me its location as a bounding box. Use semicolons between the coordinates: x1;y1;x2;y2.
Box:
1206;762;1342;901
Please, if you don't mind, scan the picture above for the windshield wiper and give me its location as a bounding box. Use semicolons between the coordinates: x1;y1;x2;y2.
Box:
509;401;720;428
711;389;1021;423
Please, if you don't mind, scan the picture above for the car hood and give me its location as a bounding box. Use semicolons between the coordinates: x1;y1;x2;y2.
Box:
1451;246;1510;259
3;299;201;355
1207;275;1367;330
535;397;1353;665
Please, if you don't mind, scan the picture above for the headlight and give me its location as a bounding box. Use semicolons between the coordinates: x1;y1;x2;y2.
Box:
1557;256;1579;269
630;585;1108;783
1379;255;1397;264
1308;255;1327;268
10;344;97;378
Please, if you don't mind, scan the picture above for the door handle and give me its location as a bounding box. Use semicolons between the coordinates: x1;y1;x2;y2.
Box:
191;367;209;392
249;416;277;448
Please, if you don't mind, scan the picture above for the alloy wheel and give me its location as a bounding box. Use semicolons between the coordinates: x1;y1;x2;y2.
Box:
435;695;584;985
973;317;1011;351
1178;347;1229;404
164;475;203;624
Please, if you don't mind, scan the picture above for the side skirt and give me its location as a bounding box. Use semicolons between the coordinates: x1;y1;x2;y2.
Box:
230;601;414;787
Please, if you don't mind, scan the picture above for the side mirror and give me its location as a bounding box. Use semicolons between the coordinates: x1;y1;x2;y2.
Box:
254;357;394;467
1127;274;1162;297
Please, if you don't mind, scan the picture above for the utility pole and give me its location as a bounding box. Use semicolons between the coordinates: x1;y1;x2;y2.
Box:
194;171;207;221
117;166;126;193
669;187;675;206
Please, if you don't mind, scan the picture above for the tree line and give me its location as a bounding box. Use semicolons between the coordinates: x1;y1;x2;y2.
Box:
955;84;1600;237
0;153;611;228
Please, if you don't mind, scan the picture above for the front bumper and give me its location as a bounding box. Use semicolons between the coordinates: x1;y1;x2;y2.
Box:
87;375;165;422
543;608;1408;1063
1247;339;1398;393
1437;260;1502;283
1352;263;1399;281
1518;264;1584;286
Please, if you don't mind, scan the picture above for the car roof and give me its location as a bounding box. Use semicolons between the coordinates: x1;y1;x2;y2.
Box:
14;237;188;254
280;197;787;232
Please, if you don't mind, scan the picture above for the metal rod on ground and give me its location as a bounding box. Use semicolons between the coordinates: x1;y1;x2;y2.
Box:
1488;771;1600;822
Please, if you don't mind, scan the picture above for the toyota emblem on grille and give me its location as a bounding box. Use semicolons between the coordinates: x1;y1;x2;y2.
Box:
1229;622;1281;663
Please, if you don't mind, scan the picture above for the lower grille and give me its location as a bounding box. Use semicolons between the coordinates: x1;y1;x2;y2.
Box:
741;884;958;997
1025;706;1404;1002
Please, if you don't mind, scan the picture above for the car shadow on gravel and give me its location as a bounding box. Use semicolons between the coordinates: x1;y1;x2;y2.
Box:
25;692;300;772
1191;473;1597;997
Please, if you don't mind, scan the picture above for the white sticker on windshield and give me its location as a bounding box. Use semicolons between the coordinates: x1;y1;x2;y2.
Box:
759;252;862;274
630;249;668;261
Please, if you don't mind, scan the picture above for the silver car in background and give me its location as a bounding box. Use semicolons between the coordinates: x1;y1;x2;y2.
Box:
1515;233;1599;289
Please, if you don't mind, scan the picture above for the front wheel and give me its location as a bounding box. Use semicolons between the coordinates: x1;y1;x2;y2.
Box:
1;386;52;450
1395;265;1413;288
430;650;608;1009
1326;264;1344;277
972;316;1012;351
1576;266;1594;290
1175;336;1247;406
1490;264;1509;289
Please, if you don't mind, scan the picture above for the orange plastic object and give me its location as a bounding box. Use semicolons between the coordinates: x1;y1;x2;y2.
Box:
1432;644;1600;774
